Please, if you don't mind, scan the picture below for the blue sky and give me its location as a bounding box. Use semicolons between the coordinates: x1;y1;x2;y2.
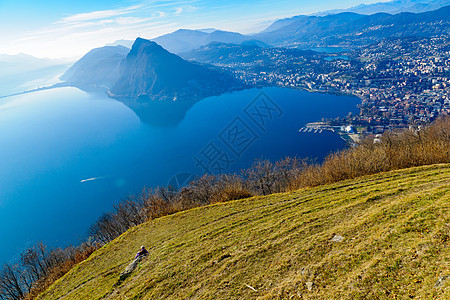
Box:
0;0;386;58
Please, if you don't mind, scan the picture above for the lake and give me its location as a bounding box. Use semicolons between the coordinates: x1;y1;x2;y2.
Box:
0;86;359;263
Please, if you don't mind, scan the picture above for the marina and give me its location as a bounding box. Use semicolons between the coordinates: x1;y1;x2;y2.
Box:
299;122;361;144
298;122;338;133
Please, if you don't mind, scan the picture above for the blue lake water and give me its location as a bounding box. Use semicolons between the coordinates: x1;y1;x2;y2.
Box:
325;55;349;61
308;47;348;53
0;86;359;263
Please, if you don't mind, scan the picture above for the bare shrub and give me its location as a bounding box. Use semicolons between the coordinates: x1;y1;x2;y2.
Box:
0;263;25;300
245;159;276;195
209;174;252;203
88;212;127;245
245;157;308;195
23;241;98;299
88;187;177;245
0;240;99;300
178;174;252;207
140;188;176;220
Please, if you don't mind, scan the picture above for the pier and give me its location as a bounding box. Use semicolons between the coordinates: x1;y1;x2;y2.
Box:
299;122;361;144
298;122;337;133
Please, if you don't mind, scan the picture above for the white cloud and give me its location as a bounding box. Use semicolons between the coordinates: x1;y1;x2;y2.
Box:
0;2;182;58
114;17;153;25
7;21;179;59
0;0;242;58
58;5;143;24
156;11;166;17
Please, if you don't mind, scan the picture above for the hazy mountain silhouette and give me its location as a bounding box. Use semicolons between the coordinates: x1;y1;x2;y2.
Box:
260;16;308;34
180;42;266;64
317;0;450;16
0;54;70;96
61;45;129;88
255;6;450;47
180;42;321;69
105;40;133;48
152;29;265;54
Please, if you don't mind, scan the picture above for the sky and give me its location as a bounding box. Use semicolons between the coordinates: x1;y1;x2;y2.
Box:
0;0;387;59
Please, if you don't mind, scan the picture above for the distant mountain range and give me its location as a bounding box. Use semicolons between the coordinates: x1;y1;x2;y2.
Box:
0;53;67;70
263;1;450;38
0;54;71;96
152;29;266;54
108;3;450;54
254;5;450;47
105;40;133;48
107;29;267;55
317;0;450;16
180;42;268;65
180;42;321;67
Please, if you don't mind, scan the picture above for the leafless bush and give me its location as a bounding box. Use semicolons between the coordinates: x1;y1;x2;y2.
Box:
0;240;98;300
208;174;252;203
178;174;252;208
245;159;276;195
177;175;216;209
140;188;176;220
88;212;128;245
245;157;308;195
23;241;97;299
0;263;25;300
88;187;178;245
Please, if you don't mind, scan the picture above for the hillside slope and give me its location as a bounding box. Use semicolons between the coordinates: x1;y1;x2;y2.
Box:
38;164;450;299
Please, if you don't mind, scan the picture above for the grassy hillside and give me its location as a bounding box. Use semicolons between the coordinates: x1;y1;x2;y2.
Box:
38;164;450;299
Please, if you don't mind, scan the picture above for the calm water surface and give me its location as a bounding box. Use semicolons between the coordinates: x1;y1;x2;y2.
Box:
0;86;359;262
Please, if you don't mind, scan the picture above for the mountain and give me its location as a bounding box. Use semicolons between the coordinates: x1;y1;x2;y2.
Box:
180;42;264;64
180;42;320;67
109;38;243;100
260;15;307;33
152;29;266;54
0;54;70;96
255;12;365;46
318;0;450;16
0;53;64;70
38;164;450;299
60;45;129;88
60;38;244;125
255;6;450;47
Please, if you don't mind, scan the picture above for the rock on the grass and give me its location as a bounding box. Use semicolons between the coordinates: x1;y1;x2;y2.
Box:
434;275;449;287
331;234;344;242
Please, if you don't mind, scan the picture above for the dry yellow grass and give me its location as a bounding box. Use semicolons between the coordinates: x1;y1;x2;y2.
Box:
38;164;450;299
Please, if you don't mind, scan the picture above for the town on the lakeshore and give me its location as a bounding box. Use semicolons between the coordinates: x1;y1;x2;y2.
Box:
192;35;450;139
